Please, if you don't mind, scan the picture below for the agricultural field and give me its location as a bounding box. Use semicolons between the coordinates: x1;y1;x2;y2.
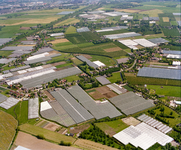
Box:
19;124;76;144
151;105;180;127
13;131;77;150
0;110;18;150
139;9;163;17
65;33;87;44
54;18;80;27
161;28;180;36
95;119;128;136
125;73;181;86
65;26;77;34
147;85;181;97
47;38;69;44
79;32;101;41
107;72;122;83
0;50;13;57
86;86;117;99
89;55;116;66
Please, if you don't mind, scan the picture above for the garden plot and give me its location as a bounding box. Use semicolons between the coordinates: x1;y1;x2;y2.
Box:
0;97;19;109
109;92;154;115
28;98;39;119
67;85;122;120
87;86;117;99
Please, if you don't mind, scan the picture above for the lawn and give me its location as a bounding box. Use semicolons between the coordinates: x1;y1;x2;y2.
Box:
147;85;181;97
125;73;181;86
107;72;122;83
64;75;80;82
19;124;76;144
95;119;128;136
65;26;77;34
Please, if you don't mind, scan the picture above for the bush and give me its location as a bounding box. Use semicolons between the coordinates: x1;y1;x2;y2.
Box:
36;134;45;139
59;141;71;146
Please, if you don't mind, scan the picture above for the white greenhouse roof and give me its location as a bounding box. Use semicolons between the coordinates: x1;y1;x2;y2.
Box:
133;39;157;47
49;33;64;37
93;61;106;67
40;101;52;112
114;122;173;150
119;39;138;46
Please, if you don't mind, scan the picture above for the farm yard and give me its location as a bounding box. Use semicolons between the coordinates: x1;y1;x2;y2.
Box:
86;86;118;99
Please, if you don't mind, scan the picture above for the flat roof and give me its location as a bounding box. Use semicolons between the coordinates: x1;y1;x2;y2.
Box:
137;67;181;80
148;38;169;44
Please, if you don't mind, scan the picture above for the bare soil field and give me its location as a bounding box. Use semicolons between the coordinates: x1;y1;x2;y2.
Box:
44;90;55;100
69;124;90;134
162;17;169;22
87;86;117;99
104;47;122;52
14;131;80;150
51;61;66;66
43;122;60;131
74;139;117;150
122;117;140;126
48;38;69;44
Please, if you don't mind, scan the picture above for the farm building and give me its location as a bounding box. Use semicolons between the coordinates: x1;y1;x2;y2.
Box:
113;122;173;150
104;32;141;40
49;33;64;37
67;85;122;120
96;76;111;85
137;67;181;80
96;26;128;32
133;39;157;47
40;101;76;127
28;98;39;119
76;55;98;68
77;27;90;32
137;114;172;134
50;89;94;124
57;11;74;15
107;83;127;94
0;38;12;46
148;38;169;45
109;92;154;115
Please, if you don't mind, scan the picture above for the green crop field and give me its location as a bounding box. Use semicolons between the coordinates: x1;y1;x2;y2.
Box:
107;72;122;83
0;110;18;150
160;45;180;51
65;33;87;44
76;42;94;48
47;53;73;64
0;50;13;57
54;42;128;58
158;13;176;26
79;32;101;41
64;75;80;82
90;55;116;66
147;85;181;97
65;26;77;34
19;124;76;144
95;119;128;136
125;73;181;86
161;28;180;36
113;41;129;49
